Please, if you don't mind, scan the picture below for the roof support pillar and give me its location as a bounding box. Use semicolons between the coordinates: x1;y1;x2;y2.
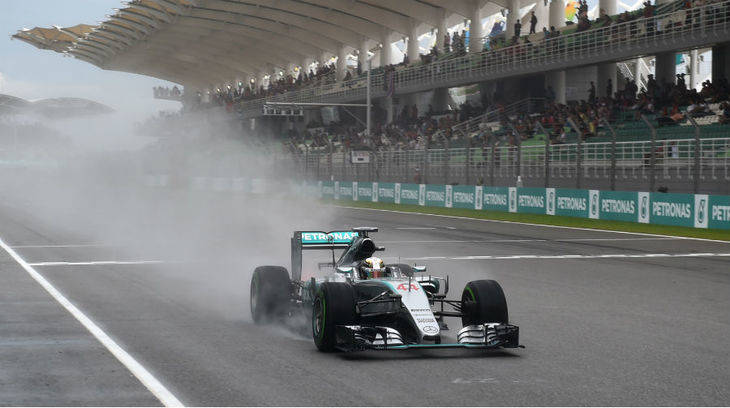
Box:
469;3;483;53
598;62;616;97
548;0;566;104
407;21;420;63
547;70;566;104
380;31;393;67
655;52;676;85
337;45;348;81
437;10;449;54
506;0;521;39
599;0;617;17
712;44;730;84
359;39;370;72
688;49;699;91
301;57;313;76
549;0;565;29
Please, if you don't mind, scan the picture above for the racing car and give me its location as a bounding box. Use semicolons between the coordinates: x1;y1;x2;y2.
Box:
250;227;520;352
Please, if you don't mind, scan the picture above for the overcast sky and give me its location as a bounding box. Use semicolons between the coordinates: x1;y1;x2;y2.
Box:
1;0;181;121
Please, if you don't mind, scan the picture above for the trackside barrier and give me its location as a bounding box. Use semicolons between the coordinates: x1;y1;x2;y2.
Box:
314;180;730;231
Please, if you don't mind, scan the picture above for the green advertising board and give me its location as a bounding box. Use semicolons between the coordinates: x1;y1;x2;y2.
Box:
339;181;353;201
452;185;477;209
424;184;446;207
598;190;639;222
377;182;396;203
706;194;730;230
355;182;373;202
649;192;695;227
482;187;509;212
553;189;590;218
516;188;546;214
397;183;421;205
312;179;730;230
321;181;335;199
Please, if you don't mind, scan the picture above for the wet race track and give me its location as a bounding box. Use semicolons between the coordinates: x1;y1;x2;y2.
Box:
1;193;730;406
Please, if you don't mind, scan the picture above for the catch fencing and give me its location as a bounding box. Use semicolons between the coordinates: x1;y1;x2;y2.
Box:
297;135;730;195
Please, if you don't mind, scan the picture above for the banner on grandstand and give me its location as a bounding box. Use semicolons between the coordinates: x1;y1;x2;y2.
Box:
314;180;730;231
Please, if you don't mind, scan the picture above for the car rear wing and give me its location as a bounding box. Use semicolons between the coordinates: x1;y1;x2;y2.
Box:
291;228;377;282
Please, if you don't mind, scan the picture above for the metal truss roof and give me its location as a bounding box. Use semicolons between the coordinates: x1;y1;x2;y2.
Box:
13;0;497;89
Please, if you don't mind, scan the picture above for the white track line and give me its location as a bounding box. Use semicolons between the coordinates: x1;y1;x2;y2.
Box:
29;260;167;267
0;236;183;407
380;237;678;244
337;205;730;243
394;227;437;230
10;244;114;249
402;252;730;261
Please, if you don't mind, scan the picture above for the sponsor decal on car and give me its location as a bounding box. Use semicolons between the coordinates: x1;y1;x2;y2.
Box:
397;283;420;291
301;231;358;244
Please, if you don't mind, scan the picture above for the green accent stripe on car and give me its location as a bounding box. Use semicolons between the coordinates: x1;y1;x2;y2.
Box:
465;286;475;301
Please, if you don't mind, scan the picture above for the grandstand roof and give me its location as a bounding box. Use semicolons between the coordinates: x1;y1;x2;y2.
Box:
12;24;96;52
13;0;501;89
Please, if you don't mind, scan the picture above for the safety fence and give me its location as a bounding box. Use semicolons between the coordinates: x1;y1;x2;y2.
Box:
312;180;730;230
239;0;730;117
299;136;730;194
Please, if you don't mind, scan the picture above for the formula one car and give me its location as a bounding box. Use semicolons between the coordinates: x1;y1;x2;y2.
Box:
250;227;521;352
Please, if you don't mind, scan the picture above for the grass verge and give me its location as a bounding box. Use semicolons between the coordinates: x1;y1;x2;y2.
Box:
328;200;730;241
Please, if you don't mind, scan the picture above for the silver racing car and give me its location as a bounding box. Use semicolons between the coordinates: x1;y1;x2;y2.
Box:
250;227;521;352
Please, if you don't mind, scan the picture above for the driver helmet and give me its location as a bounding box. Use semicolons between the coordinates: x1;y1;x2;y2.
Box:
360;257;385;279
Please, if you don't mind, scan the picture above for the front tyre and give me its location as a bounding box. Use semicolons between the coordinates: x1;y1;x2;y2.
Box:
461;279;509;326
250;266;291;324
312;282;356;352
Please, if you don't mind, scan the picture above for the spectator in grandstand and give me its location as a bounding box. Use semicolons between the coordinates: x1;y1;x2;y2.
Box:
719;102;730;124
530;11;538;34
490;21;504;37
597;9;613;26
643;1;656;35
576;14;591;31
514;20;522;39
443;31;451;53
579;0;589;18
687;98;711;117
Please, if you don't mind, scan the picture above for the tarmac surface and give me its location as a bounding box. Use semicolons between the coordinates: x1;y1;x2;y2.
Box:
1;195;730;406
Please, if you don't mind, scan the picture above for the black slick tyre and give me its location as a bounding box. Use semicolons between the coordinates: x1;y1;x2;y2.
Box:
461;279;509;326
312;282;356;352
250;266;291;324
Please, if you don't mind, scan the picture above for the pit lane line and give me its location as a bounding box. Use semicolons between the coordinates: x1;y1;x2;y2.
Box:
0;235;184;407
401;252;730;261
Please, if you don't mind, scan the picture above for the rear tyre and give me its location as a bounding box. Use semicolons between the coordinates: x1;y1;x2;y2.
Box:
250;266;291;324
461;280;509;326
312;282;356;352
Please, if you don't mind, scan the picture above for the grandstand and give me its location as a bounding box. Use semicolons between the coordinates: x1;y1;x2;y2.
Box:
14;0;730;194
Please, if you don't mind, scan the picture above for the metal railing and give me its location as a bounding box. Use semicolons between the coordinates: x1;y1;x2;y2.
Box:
238;0;730;117
296;135;730;194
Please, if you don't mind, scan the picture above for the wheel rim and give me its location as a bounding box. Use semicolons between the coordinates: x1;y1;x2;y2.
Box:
313;296;324;339
250;277;258;317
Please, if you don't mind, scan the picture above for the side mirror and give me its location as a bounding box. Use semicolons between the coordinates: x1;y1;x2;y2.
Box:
414;265;427;273
336;266;354;274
